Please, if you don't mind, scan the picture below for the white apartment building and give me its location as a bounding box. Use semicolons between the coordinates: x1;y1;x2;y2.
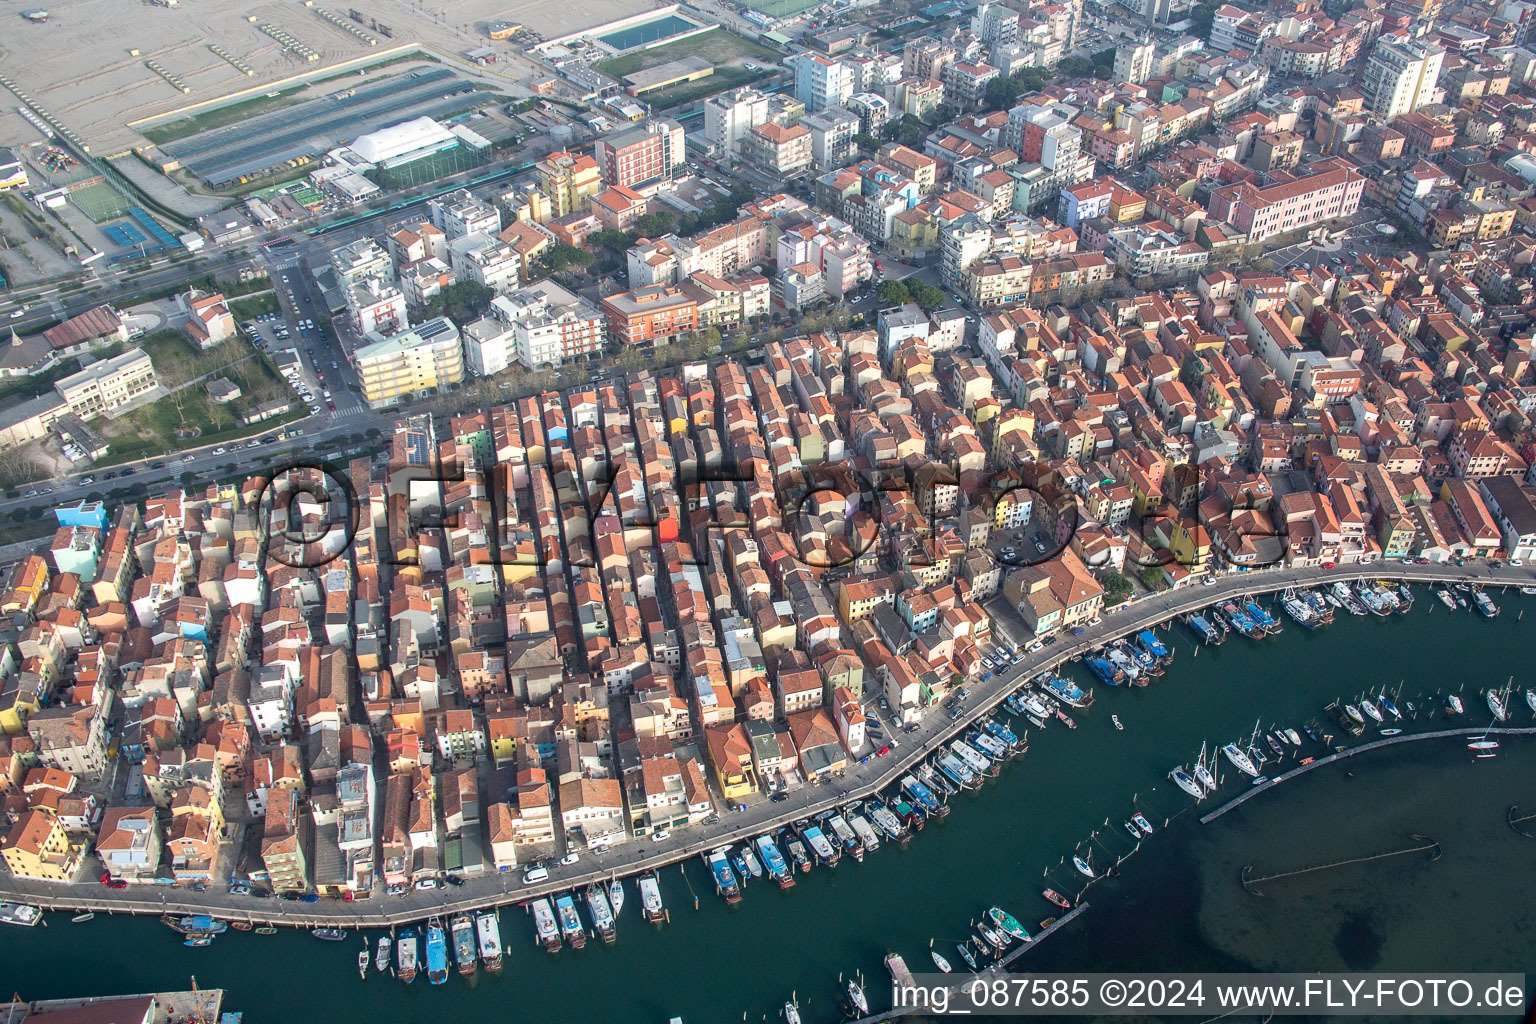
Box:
347;279;408;337
428;188;501;241
490;281;606;370
449;232;522;293
1361;38;1445;120
331;238;393;289
704;88;770;158
800;108;860;169
790;53;855;112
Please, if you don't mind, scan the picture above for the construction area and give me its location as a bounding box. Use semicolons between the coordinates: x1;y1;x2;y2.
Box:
0;0;656;155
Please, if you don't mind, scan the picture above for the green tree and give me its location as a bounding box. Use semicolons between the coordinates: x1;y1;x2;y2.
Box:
588;229;634;251
1100;570;1133;604
853;132;881;154
1140;566;1165;590
983;75;1021;111
543;244;595;273
875;280;910;306
1010;66;1048;93
1055;57;1095;77
634;211;677;237
908;280;946;312
896;114;929;146
929;103;958;126
426;281;495;324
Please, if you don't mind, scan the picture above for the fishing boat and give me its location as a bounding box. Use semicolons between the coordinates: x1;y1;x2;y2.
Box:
1280;589;1317;628
358;948;370;978
531;898;561;952
1301;589;1334;623
1112;714;1123;730
1472;589;1499;618
230;920;253;932
847;976;870;1016
476;911;503;971
1447;693;1464;715
1084;653;1123;686
981;717;1021;750
730;847;751;881
1222;742;1259;777
255;925;278;936
756;834;795;889
868;801;909;843
1184;612;1223;644
554;894;587;948
1044;675;1091;708
1245;599;1280;633
900;774;945;817
1380;727;1402;736
396;929;419;981
609;878;625;917
71;912;94;924
704;849;742;904
585;885;617;944
1043;888;1072;910
376;934;391;972
1132;812;1154;835
957;943;978;970
1331;581;1368;615
424;920;449;985
1360;699;1383;723
1003;691;1029;715
932;948;953;973
784;829;813;870
1266;733;1285;758
968;729;1009;764
1073;855;1096;879
1027;713;1049;729
977;923;1007;949
1170;767;1205;798
1123;820;1141;839
451;913;478;974
638;872;666;923
936;752;980;790
989;906;1030;941
800;822;840;865
1435;585;1457;609
313;928;346;942
742;845;765;878
164;915;228;935
949;738;993;777
1055;708;1077;729
184;935;213;948
919;760;955;797
827;814;863;861
1487;688;1507;722
848;810;881;853
1137;629;1170;663
1105;643;1142;684
1022;692;1052;718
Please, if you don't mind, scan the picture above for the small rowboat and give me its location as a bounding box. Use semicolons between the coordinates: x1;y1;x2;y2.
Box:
1042;888;1072;910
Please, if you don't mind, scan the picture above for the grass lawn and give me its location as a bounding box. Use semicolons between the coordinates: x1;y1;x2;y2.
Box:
229;293;279;319
139;86;309;146
595;28;778;79
645;66;772;110
104;332;300;460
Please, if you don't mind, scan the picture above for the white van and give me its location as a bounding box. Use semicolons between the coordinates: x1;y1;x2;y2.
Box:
522;865;549;885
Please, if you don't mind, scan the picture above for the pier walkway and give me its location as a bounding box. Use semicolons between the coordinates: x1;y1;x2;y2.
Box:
0;563;1529;927
848;904;1092;1024
1200;726;1536;825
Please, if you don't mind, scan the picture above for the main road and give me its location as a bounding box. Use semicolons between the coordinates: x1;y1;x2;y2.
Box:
0;560;1529;926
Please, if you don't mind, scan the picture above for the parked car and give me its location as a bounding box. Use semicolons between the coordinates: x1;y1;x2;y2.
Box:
650;830;671;843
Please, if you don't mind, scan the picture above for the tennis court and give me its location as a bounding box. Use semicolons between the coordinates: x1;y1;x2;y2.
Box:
738;0;824;15
103;223;147;247
69;181;132;222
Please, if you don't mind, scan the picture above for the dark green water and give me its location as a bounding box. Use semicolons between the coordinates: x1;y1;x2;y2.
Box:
4;592;1533;1023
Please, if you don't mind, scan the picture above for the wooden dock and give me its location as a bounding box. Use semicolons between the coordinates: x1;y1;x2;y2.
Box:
845;904;1090;1024
1200;726;1536;825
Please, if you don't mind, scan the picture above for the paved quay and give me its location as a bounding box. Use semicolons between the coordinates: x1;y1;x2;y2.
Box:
0;562;1530;927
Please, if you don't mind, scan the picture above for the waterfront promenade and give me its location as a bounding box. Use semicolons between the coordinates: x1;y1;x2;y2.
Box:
0;561;1530;927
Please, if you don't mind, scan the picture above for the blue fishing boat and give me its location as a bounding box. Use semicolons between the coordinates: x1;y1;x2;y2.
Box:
982;717;1019;747
1084;654;1121;685
1185;612;1224;644
754;834;794;889
424;919;449;985
936;752;979;790
1137;629;1170;662
1003;692;1029;715
1244;600;1280;633
1044;676;1090;708
900;774;942;814
704;848;742;904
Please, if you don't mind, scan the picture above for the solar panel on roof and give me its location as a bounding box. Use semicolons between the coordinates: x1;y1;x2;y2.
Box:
416;318;453;340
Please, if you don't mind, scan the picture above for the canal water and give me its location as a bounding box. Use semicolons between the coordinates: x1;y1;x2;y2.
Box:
4;590;1533;1022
